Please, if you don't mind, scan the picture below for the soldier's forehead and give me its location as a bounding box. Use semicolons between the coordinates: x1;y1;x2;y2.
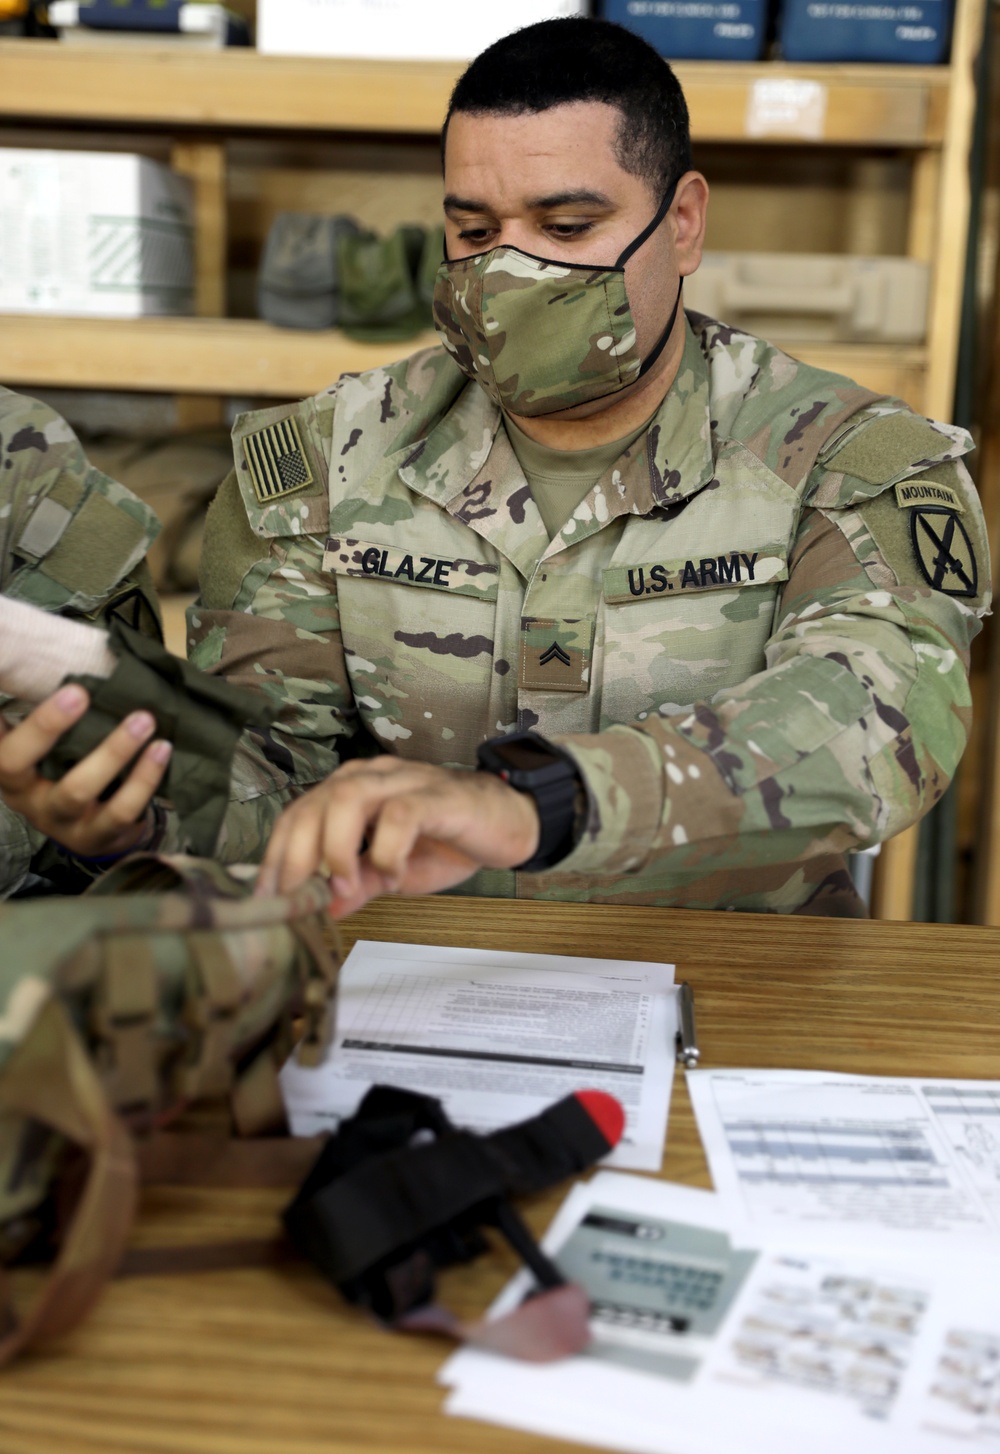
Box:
443;103;634;199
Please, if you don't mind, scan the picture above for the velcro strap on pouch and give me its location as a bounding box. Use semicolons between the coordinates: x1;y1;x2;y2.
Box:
173;934;244;1102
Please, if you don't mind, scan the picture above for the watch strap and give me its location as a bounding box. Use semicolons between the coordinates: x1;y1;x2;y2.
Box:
476;732;583;872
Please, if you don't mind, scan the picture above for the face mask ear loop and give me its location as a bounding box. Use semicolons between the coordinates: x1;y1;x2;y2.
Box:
636;276;685;382
614;176;680;269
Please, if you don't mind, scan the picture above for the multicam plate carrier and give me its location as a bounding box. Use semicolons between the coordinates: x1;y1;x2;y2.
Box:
0;852;340;1364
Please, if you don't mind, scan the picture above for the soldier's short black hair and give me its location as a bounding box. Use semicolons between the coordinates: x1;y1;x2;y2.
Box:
442;18;692;199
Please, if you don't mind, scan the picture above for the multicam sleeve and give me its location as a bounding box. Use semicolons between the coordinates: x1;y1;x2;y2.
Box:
0;802;39;898
552;456;991;880
157;483;360;864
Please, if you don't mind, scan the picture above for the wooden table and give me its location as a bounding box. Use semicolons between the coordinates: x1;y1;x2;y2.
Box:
4;900;1000;1454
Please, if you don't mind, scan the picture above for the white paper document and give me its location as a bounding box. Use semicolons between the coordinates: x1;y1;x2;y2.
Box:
686;1068;1000;1250
441;1172;1000;1454
280;940;677;1171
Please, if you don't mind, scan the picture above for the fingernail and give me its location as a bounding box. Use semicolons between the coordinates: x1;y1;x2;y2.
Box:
331;875;351;898
55;685;87;713
126;712;155;740
150;739;172;765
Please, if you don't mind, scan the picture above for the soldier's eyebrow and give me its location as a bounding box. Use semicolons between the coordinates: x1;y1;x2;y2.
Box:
443;189;615;216
444;195;493;216
526;190;615;211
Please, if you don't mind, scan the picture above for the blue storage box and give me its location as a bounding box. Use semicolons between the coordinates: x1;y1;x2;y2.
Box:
779;0;951;62
602;0;768;60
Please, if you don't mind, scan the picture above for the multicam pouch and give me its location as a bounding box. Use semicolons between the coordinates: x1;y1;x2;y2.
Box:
0;852;339;1364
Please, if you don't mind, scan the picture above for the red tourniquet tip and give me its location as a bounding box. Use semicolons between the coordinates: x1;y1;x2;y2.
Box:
574;1090;626;1148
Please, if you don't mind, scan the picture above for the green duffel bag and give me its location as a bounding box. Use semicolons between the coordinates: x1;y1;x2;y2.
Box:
0;852;340;1365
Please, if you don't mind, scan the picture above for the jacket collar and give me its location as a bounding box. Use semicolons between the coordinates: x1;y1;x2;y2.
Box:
393;319;717;569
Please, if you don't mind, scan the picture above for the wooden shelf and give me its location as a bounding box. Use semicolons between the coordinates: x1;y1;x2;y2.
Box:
0;314;440;396
0;312;929;402
0;40;949;145
786;340;929;405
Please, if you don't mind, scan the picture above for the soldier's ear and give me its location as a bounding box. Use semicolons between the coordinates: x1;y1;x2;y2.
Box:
673;172;709;278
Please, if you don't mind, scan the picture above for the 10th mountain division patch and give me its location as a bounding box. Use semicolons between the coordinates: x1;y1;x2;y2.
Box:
910;507;978;598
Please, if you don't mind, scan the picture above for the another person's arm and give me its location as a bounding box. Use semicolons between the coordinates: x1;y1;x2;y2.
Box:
0;687;170;861
0;461;357;869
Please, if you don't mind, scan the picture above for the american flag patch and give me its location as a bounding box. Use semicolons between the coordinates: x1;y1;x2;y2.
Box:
242;416;314;504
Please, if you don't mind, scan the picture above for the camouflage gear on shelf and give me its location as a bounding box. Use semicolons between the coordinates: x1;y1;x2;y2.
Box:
257;215;442;341
338;223;444;343
257;212;359;331
0;852;340;1364
0;388;162;898
184;314;991;914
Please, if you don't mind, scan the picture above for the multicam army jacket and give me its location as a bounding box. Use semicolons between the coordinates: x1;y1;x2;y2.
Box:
0;389;162;897
181;314;991;914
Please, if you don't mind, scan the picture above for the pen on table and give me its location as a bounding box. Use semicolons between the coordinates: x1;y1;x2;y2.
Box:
675;981;700;1068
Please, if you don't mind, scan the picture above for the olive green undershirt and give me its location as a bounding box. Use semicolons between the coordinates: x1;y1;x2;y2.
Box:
503;412;652;540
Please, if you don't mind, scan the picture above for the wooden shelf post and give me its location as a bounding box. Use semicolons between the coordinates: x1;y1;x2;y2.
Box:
923;0;988;419
170;137;228;318
170;137;228;427
871;0;987;920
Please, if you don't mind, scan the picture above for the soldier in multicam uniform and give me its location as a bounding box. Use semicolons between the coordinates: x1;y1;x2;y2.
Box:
1;18;991;917
0;387;170;896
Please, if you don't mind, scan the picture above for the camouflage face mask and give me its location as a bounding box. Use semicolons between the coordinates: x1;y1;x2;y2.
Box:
432;180;681;417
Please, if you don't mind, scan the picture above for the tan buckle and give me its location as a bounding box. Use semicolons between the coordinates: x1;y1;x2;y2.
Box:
91;936;159;1110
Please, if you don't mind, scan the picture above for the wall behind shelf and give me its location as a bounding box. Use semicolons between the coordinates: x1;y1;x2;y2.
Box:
225;135;915;316
2;122;917;324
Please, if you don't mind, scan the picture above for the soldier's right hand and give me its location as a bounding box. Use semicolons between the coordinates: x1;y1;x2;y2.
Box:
0;685;172;860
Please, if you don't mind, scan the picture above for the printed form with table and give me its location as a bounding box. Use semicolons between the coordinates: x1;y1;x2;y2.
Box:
281;939;1000;1454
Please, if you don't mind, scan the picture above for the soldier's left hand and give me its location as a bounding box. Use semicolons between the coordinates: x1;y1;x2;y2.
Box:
0;685;172;859
257;755;540;914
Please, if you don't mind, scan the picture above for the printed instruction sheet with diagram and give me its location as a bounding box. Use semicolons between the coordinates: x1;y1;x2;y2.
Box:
686;1068;1000;1250
280;939;677;1171
441;1172;1000;1454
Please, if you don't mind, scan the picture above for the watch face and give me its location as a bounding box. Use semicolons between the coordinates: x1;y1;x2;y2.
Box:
490;739;562;774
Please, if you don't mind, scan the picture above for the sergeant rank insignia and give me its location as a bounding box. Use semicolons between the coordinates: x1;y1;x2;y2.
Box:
910;507;978;598
242;416;314;504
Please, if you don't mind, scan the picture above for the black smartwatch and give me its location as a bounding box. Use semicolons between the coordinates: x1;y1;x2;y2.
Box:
476;730;584;872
